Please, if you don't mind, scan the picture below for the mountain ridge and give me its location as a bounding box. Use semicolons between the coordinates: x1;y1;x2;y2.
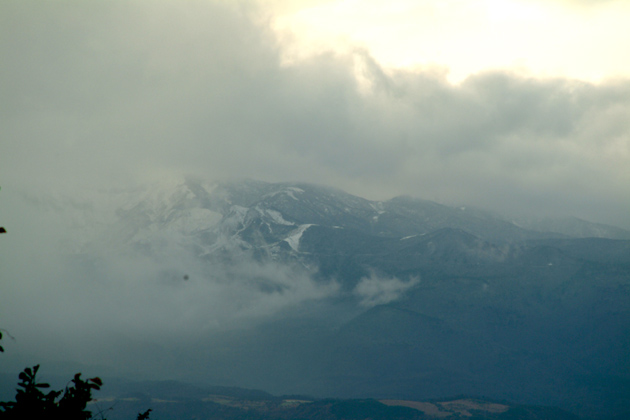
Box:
5;178;630;419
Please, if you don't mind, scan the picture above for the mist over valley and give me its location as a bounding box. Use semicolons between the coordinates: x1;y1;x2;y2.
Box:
1;179;629;419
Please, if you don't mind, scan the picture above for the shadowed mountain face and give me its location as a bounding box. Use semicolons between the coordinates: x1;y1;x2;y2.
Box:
4;179;630;419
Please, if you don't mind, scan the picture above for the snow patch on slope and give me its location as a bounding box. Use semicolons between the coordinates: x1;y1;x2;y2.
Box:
285;224;313;252
284;187;304;201
370;202;386;221
264;209;295;226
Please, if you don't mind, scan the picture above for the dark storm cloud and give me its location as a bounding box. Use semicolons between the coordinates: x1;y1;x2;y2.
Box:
1;0;628;230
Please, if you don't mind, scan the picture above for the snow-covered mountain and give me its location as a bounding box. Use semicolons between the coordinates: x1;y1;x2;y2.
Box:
6;178;630;419
57;177;624;265
46;177;625;288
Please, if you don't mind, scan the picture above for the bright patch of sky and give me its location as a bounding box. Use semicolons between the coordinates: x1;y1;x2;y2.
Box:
272;0;630;83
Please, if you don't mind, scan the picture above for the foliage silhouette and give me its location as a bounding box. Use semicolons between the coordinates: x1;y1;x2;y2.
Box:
0;364;152;420
0;331;149;419
0;364;102;420
0;219;149;420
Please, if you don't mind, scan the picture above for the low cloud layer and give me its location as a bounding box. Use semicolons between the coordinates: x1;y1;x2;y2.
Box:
0;190;342;374
354;273;419;307
1;0;628;228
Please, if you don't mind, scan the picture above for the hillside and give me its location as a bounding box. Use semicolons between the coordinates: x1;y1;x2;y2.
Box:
2;179;629;419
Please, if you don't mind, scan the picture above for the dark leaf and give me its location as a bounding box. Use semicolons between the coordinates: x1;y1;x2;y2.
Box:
137;408;152;420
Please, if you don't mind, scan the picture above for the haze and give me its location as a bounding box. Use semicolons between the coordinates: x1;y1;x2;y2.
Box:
1;1;630;407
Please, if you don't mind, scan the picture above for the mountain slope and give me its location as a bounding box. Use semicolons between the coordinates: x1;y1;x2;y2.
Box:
7;178;630;419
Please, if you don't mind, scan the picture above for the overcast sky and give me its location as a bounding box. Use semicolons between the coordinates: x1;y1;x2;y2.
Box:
1;0;629;228
1;0;630;385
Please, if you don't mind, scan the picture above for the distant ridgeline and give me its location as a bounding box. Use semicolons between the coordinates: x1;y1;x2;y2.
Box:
76;379;583;420
5;179;629;420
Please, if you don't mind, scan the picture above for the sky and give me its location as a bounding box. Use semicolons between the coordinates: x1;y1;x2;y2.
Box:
0;0;629;386
1;0;629;228
273;0;630;83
